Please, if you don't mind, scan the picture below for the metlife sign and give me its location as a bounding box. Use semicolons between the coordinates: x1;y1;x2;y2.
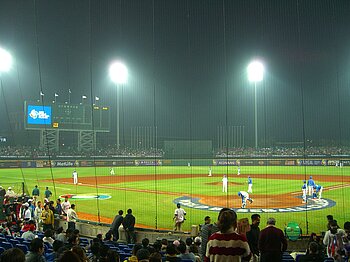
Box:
27;105;52;125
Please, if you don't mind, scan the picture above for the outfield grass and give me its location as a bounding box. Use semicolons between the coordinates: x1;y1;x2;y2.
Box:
0;165;349;234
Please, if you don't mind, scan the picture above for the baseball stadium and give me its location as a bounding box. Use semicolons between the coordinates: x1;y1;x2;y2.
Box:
1;1;350;260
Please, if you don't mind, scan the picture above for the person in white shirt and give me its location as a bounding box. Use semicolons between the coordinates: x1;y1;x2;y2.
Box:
222;175;228;193
23;203;32;221
34;201;43;231
67;204;78;230
72;170;78;185
61;196;71;218
173;203;186;232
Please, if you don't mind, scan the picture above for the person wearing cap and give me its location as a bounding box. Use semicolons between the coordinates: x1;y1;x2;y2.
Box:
44;186;52;200
259;217;287;262
302;180;307;203
32;185;40;201
61;196;71;218
307;176;315;196
6;186;16;197
23;203;32;221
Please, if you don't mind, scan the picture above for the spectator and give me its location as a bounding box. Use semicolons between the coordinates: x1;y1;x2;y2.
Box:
323;220;345;259
200;209;228;260
57;250;80;262
55;198;63;218
65;234;79;250
25;238;45;262
246;214;261;262
61;196;71;218
0;247;25;262
299;242;324;262
206;209;251;261
67;204;78;230
110;210;123;241
52;240;65;261
104;231;115;245
343;221;350;258
55;227;66;243
149;252;162;262
136;248;150;262
123;208;136;244
107;249;120;262
21;224;36;241
34;201;43;231
71;246;89;262
161;239;168;252
165;243;181;262
178;241;196;262
43;229;55;246
307;233;324;257
41;203;54;231
259;217;287;262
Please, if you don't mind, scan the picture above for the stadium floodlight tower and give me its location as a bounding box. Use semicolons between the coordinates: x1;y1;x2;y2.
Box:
109;61;128;150
0;47;12;73
247;60;264;149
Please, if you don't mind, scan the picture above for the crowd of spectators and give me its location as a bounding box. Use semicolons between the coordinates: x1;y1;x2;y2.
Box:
216;146;350;157
0;145;165;158
2;144;350;159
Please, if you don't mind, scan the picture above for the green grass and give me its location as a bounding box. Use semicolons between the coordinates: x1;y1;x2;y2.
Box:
0;165;349;234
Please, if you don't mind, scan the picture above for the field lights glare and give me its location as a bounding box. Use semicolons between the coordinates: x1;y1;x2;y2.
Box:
247;61;264;82
0;47;12;72
109;61;128;84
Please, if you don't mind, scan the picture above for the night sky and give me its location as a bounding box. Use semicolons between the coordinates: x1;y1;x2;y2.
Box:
1;0;350;148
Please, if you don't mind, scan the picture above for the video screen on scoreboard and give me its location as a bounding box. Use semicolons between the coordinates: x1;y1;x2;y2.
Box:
27;105;52;125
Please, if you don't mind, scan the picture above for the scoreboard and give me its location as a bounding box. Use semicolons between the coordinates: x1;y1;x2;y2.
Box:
24;101;110;131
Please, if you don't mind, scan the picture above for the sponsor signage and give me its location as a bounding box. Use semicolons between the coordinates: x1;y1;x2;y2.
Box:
173;196;336;213
27;105;52;125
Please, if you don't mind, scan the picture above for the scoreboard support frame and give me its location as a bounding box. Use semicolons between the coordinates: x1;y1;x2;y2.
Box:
40;129;59;152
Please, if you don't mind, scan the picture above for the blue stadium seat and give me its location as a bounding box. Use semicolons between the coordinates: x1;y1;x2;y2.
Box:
16;244;29;253
45;252;55;262
8;239;20;246
0;242;13;250
323;258;335;262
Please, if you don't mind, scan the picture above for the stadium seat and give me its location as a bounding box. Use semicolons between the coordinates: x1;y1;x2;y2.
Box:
0;247;5;254
323;258;335;262
0;242;13;250
8;239;20;246
45;252;55;262
16;244;29;253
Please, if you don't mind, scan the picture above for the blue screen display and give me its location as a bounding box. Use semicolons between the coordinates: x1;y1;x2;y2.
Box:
27;105;52;125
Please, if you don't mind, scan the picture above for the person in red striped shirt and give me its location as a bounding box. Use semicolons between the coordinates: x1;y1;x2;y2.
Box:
205;209;251;262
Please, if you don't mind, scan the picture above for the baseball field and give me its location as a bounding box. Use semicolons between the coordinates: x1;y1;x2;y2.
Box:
1;164;349;234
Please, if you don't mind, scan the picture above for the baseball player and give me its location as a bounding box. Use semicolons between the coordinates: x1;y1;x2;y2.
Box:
222;174;228;193
110;167;115;175
72;170;78;185
307;176;315;196
238;191;253;208
247;176;253;193
208;166;212;177
237;165;241;176
313;184;323;199
302;180;307;203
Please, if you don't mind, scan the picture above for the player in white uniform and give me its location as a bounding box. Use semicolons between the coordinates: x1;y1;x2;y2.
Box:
173;203;186;231
237;165;241;175
222;175;228;193
238;191;253;208
208;166;212;177
247;176;253;193
110;167;115;175
302;180;307;203
72;170;78;185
